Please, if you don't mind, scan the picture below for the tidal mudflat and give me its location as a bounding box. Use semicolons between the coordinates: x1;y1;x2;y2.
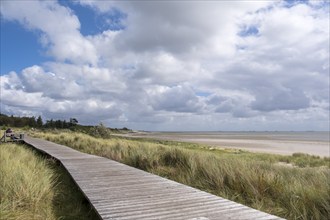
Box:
125;131;330;157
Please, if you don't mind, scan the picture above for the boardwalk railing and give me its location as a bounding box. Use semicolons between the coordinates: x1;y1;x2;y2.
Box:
24;136;284;220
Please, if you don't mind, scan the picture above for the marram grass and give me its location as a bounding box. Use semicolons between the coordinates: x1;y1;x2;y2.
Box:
0;143;56;219
0;143;99;220
31;130;330;220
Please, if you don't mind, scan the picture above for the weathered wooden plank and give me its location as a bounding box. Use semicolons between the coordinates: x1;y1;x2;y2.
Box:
88;190;210;205
92;195;221;210
96;199;232;216
24;136;284;220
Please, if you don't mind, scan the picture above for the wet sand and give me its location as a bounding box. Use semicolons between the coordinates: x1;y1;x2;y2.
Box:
123;132;330;157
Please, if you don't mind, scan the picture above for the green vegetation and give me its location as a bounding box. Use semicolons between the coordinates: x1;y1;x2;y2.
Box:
0;113;131;134
0;143;99;220
0;113;78;129
0;114;43;128
30;129;330;220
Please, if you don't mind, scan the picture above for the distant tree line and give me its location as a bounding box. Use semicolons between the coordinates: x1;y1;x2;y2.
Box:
0;114;131;137
0;114;78;129
44;118;78;129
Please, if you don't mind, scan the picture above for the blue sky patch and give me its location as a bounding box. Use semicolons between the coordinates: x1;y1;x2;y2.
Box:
0;19;48;75
239;25;259;37
196;92;211;97
59;0;126;36
284;0;309;8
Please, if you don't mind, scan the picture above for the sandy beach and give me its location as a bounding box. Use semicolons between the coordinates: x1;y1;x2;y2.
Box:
123;132;330;157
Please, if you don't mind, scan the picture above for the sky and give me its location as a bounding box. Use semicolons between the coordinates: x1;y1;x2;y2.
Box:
0;0;329;131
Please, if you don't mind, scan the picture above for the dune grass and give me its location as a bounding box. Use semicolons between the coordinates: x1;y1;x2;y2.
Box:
0;143;56;219
30;129;330;220
0;143;99;220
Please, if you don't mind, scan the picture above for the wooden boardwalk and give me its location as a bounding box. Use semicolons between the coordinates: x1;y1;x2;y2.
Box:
24;136;284;220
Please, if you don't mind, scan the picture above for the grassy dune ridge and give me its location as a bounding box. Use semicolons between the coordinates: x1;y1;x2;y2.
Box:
0;143;99;220
30;129;330;220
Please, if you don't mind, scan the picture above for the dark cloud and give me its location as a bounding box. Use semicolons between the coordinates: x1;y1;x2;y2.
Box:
149;85;203;113
251;89;310;112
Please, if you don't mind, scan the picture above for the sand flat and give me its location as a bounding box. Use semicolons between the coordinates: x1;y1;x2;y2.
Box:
124;132;330;157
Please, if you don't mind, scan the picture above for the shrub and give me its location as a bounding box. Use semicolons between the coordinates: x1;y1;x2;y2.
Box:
88;123;111;138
